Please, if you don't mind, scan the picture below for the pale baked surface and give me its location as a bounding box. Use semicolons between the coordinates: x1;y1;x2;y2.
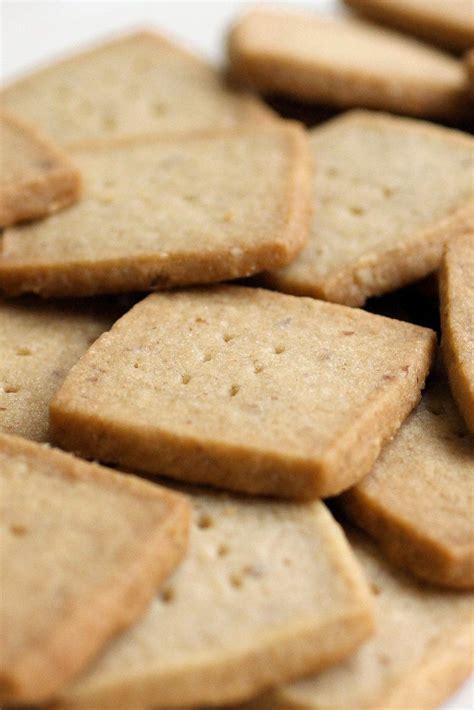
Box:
0;126;312;298
241;527;474;710
0;299;114;442
50;286;436;500
340;366;474;588
0;432;190;704
228;8;468;120
265;111;474;307
0;31;272;147
57;491;373;708
0;110;80;227
440;233;474;433
344;0;474;53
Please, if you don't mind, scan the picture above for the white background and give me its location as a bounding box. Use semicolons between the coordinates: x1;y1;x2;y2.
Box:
1;1;473;708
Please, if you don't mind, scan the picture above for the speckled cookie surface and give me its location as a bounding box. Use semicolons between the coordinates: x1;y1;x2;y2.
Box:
340;367;474;588
0;31;272;147
50;286;435;500
56;491;372;709
440;233;474;433
0;432;190;705
0;110;80;227
0;299;115;442
241;527;474;710
265;111;474;306
0;126;311;297
228;8;468;119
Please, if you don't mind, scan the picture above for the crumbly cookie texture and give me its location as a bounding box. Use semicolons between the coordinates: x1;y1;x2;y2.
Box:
265;111;474;307
241;526;474;710
56;490;373;709
344;0;474;53
0;432;190;704
0;125;312;298
50;285;436;500
0;30;273;147
440;233;474;433
0;110;80;227
228;8;469;120
0;298;115;442
340;365;474;588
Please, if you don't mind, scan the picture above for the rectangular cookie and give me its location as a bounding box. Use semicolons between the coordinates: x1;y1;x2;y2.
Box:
49;285;436;500
0;30;272;147
228;8;468;120
241;526;474;710
344;0;474;53
265;110;474;307
0;298;116;442
0;125;312;297
339;361;474;588
0;109;80;227
0;432;190;705
55;490;373;708
440;234;474;434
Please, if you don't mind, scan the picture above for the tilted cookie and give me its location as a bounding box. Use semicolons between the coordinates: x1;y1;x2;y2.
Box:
0;432;190;705
0;110;80;227
344;0;474;53
56;489;373;709
440;233;474;433
265;111;474;307
339;365;474;588
0;125;311;297
0;30;272;147
0;298;115;442
50;286;436;499
228;8;468;120
241;526;474;710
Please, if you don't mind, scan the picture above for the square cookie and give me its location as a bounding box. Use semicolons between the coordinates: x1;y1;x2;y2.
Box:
265;111;474;306
0;433;190;704
0;30;272;147
50;286;436;499
56;490;373;708
0;125;311;297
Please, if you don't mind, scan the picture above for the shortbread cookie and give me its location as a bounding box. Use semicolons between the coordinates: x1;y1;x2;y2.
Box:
0;110;80;227
0;30;272;148
0;432;190;704
57;490;373;708
265;111;474;307
241;526;474;710
50;286;436;500
0;299;115;442
339;367;474;588
344;0;474;53
0;126;311;298
440;233;474;433
228;8;468;120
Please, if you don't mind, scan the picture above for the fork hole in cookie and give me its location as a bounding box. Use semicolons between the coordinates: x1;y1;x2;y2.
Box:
15;347;32;356
217;543;229;557
197;512;213;529
202;352;212;362
229;384;240;397
349;205;365;216
274;344;285;354
223;333;235;343
10;524;27;537
181;374;191;385
160;587;175;603
254;363;264;374
3;385;19;394
229;573;243;589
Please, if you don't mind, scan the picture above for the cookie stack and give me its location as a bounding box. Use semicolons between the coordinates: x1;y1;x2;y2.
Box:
0;3;473;708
